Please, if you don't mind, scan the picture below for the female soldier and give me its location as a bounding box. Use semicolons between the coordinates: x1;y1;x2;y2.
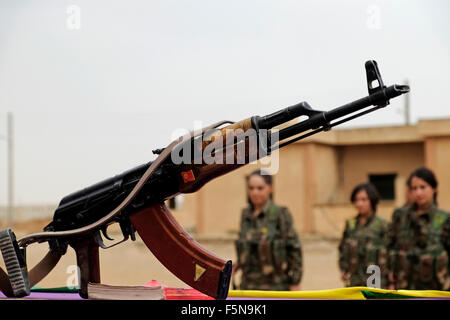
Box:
339;182;389;288
234;170;302;291
388;167;450;290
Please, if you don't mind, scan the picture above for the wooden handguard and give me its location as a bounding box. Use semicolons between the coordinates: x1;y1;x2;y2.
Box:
129;203;232;299
202;117;253;150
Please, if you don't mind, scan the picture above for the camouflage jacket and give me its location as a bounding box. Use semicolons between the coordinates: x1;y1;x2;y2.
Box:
387;204;450;290
235;200;303;290
338;213;389;288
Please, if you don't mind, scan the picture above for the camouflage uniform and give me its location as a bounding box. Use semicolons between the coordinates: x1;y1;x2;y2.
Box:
387;204;450;290
235;200;303;290
338;214;389;288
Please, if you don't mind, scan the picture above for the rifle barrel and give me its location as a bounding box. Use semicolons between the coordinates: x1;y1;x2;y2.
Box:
277;84;409;141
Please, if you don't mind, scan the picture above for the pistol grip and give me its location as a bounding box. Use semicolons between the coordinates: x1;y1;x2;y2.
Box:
72;237;100;298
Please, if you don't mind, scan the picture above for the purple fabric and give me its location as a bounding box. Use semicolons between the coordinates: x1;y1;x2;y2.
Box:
0;291;83;300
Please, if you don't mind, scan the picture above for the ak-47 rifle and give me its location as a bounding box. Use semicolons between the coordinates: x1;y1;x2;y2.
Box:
0;61;409;299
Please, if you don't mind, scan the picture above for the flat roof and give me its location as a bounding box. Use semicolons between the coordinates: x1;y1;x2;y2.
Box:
294;118;450;145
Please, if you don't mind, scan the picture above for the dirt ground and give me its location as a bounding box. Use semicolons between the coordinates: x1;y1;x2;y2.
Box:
1;219;343;291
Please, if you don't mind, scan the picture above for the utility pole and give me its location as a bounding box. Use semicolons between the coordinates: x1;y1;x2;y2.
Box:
7;112;14;226
404;79;410;126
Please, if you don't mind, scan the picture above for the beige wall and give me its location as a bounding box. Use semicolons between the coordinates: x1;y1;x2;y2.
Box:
312;202;399;238
338;143;424;207
274;144;307;234
313;144;340;204
170;194;198;233
425;137;450;211
200;164;253;234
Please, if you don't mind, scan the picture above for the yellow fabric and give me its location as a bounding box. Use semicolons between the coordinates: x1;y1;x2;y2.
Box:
228;287;450;299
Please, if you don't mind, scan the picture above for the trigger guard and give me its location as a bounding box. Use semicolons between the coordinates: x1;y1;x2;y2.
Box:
101;226;114;241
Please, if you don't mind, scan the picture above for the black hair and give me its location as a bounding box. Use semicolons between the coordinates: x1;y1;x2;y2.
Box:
406;175;412;189
246;169;273;204
350;182;380;212
408;166;438;204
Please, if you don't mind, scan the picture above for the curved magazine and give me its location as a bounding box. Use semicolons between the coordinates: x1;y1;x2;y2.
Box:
129;203;232;300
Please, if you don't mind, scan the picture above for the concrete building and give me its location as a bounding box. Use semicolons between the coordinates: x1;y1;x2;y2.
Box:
171;118;450;238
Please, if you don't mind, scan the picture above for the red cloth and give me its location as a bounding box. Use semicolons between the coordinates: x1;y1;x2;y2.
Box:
144;280;214;300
